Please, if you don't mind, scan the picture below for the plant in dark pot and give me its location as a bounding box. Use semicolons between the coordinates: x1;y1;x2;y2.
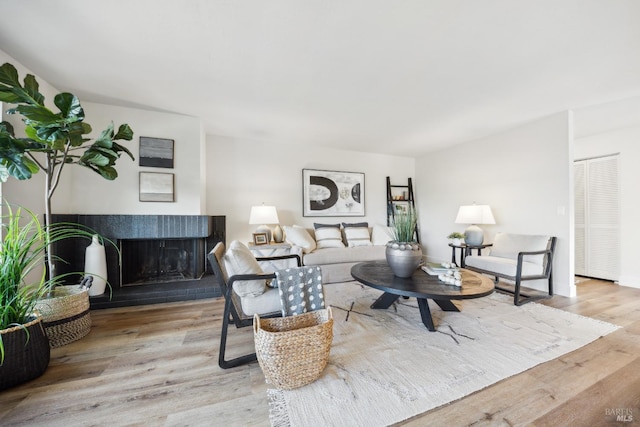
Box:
0;62;134;347
0;205;99;389
386;206;422;278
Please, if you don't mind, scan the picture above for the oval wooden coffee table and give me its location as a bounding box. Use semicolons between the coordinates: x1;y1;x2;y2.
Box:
351;261;494;331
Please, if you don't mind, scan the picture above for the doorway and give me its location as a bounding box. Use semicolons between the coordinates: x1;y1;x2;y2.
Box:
574;154;620;281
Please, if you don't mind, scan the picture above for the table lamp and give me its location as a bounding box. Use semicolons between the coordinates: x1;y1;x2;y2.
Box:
249;205;280;243
454;204;495;246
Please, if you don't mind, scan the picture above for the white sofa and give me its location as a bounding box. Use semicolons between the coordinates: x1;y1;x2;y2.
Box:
464;232;557;305
283;223;391;283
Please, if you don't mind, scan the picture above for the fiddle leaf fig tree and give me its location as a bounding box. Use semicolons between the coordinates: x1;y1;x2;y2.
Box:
0;62;134;284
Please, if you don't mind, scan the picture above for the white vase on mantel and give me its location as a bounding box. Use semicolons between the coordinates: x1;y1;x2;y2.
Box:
85;234;107;296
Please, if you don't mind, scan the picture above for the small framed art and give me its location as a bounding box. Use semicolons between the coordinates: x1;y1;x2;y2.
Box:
139;136;174;168
252;232;269;245
139;172;175;202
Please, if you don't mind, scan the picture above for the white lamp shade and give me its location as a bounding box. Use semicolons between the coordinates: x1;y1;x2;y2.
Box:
454;205;495;225
249;205;279;225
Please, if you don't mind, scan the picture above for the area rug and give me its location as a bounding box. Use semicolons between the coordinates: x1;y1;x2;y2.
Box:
266;281;619;427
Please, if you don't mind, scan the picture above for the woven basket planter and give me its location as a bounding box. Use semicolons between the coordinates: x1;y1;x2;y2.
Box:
254;308;333;390
0;316;51;391
36;285;91;348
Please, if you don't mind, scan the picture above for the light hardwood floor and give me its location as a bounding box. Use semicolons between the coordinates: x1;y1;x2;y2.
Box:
1;278;639;426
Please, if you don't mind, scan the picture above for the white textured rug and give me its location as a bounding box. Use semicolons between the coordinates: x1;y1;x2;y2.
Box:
267;281;619;427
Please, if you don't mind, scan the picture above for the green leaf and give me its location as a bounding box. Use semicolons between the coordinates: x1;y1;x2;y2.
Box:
0;88;21;103
15;104;59;123
23;74;45;106
80;151;110;166
0;63;20;87
94;123;115;148
97;165;117;180
114;123;133;141
3;155;39;180
54;93;84;120
112;141;135;161
0;121;15;136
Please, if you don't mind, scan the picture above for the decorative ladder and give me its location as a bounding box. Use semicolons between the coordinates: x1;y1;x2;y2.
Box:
386;177;420;243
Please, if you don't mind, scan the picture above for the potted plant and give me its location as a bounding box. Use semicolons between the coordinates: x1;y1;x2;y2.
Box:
0;204;98;389
386;205;422;278
0;62;134;346
447;232;465;246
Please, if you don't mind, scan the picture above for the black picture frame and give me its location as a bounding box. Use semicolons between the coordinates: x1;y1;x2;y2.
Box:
139;136;174;168
302;168;365;217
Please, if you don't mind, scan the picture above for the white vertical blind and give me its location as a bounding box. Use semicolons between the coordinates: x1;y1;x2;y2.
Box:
574;155;619;280
574;162;586;275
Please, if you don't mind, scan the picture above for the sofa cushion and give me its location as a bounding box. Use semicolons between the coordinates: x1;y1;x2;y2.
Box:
283;225;317;253
342;222;372;247
464;255;543;278
371;224;395;246
303;245;386;266
222;240;266;297
314;223;346;249
490;233;551;266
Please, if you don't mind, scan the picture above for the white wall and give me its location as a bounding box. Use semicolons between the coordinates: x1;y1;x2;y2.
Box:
1;48;207;216
574;125;640;288
206;135;415;243
416;111;575;297
67;103;204;215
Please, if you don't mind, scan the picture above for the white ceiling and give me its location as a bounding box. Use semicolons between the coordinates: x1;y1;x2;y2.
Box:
1;0;640;157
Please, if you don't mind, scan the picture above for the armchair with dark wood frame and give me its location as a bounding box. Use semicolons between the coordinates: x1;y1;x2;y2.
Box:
465;236;557;306
207;242;301;369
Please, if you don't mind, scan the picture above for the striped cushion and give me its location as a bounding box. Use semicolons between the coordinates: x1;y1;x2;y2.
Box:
314;223;345;249
342;222;372;247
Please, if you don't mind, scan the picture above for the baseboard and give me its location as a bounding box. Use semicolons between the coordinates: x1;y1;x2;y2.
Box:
618;275;640;289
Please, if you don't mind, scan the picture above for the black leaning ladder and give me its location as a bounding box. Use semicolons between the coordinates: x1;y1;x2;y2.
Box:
386;176;420;243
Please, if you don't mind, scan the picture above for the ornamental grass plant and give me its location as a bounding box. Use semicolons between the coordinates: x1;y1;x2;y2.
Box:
391;205;418;243
0;204;97;363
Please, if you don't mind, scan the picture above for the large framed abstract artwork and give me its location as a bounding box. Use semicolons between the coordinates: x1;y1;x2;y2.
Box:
302;169;365;217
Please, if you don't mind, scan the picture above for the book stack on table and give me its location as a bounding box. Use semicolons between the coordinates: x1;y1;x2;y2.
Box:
421;262;458;276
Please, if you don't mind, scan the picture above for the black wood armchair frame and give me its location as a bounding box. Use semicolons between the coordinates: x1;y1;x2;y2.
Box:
465;237;557;306
207;243;301;369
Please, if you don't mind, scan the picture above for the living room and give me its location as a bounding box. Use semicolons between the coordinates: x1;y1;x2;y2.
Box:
1;1;640;425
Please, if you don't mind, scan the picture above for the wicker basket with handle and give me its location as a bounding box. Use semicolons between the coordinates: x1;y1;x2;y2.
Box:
253;307;333;390
35;285;91;348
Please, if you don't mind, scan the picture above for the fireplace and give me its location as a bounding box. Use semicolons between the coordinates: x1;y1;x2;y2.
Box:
50;214;225;308
120;238;206;286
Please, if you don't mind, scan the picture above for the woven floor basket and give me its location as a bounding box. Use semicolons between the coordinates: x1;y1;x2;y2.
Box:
254;307;333;390
0;316;51;390
36;285;91;348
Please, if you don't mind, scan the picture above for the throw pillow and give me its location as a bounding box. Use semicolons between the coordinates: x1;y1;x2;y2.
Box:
342;222;372;247
314;223;345;249
371;224;395;246
283;225;317;254
222;240;266;297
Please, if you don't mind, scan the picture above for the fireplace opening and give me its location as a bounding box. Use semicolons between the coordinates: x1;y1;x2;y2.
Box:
121;238;206;286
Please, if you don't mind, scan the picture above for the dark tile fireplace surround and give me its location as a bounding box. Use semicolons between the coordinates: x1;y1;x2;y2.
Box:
51;214;225;309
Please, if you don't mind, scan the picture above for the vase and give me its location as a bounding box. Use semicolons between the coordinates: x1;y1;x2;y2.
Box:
273;224;284;243
0;316;50;390
385;242;423;278
85;234;107;296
